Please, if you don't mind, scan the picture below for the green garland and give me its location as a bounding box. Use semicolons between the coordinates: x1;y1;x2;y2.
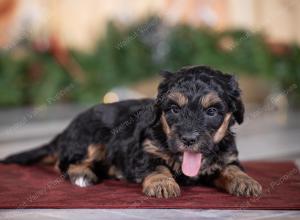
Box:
0;17;299;107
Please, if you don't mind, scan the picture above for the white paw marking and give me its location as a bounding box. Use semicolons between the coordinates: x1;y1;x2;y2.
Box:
74;176;90;187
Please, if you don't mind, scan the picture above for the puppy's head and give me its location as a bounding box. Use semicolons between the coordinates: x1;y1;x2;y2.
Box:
156;66;244;177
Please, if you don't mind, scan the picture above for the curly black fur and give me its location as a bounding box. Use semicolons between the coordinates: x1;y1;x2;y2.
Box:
1;65;259;197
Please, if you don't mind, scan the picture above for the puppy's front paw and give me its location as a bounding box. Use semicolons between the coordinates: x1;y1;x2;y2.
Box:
227;175;262;197
215;165;262;197
143;176;180;198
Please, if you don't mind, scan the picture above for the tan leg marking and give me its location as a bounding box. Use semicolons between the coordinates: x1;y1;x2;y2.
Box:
67;144;105;187
68;164;98;187
86;144;106;162
143;166;180;198
39;154;58;165
108;165;124;180
214;165;262;197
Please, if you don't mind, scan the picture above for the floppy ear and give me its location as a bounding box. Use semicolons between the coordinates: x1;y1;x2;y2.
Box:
159;70;173;79
227;75;244;124
157;70;174;106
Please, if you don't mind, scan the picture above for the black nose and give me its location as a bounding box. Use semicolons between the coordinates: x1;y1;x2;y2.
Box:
181;133;198;146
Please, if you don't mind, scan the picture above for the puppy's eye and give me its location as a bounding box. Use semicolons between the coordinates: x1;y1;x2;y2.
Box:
206;107;218;117
170;105;180;114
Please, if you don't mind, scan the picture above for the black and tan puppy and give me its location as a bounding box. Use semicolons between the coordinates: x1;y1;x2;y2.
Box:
1;66;262;198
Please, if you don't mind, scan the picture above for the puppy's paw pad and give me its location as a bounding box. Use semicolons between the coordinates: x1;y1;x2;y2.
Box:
228;176;262;197
143;178;180;198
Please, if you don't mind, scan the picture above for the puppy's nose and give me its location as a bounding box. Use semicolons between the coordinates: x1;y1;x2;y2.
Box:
181;133;198;146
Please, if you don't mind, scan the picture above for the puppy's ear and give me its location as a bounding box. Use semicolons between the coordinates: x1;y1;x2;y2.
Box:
159;70;173;79
227;75;244;124
157;70;174;106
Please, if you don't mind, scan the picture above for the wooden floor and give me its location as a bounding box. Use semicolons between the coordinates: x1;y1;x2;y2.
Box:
0;104;299;219
1;209;300;220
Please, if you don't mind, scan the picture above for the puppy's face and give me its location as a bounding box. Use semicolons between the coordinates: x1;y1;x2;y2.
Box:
161;90;228;153
157;66;244;177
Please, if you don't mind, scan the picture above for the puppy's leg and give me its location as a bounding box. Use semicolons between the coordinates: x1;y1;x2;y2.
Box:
67;163;98;187
214;165;262;196
64;144;106;187
142;165;180;198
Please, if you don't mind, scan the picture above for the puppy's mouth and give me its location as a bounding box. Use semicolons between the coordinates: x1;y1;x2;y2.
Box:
170;136;211;177
181;151;202;177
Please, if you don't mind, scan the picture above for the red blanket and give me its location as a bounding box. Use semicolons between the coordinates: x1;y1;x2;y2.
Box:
0;161;299;209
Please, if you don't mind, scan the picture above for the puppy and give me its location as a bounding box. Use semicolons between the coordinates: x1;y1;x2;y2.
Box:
1;66;262;198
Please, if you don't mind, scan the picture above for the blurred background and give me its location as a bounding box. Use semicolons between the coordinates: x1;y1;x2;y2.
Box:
0;0;300;161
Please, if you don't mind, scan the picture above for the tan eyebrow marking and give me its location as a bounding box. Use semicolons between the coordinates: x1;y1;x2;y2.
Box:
201;92;222;108
167;92;188;107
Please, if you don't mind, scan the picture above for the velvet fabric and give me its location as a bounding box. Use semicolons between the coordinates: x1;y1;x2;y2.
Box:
0;161;299;209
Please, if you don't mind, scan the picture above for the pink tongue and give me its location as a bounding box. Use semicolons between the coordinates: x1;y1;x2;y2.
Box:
182;152;202;177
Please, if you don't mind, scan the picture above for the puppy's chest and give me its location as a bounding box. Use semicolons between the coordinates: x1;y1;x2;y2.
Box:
142;139;182;173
